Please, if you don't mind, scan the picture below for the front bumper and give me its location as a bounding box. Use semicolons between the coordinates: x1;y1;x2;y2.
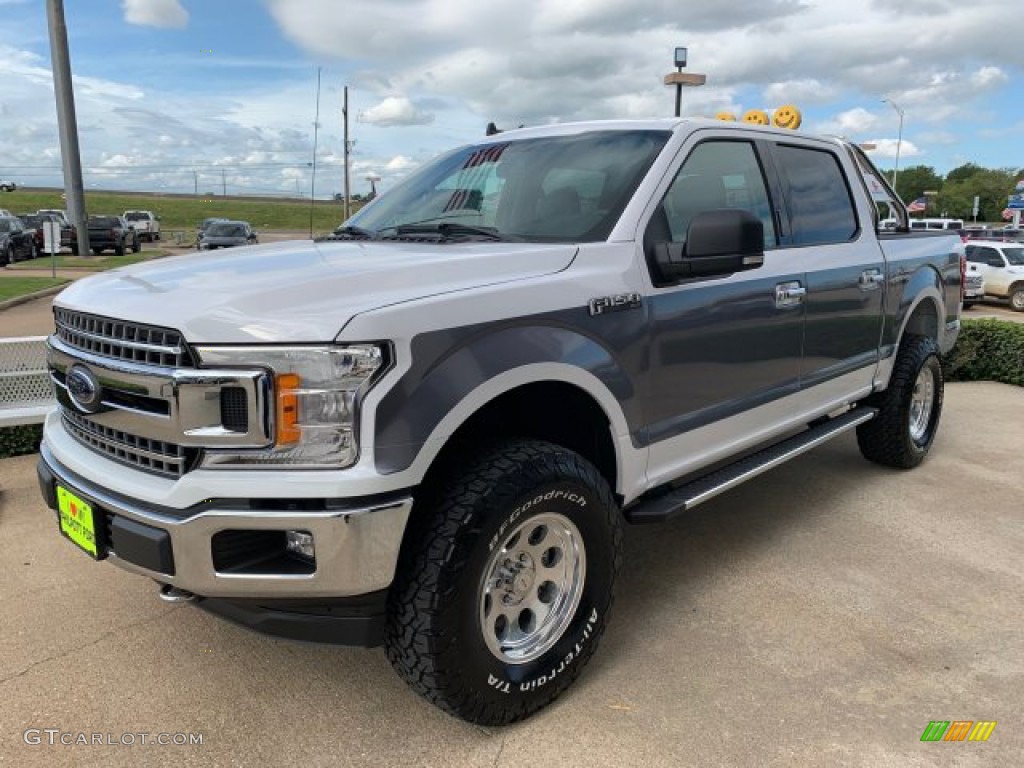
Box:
37;443;413;601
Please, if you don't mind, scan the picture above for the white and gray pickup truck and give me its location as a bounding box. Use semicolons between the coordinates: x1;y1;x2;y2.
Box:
37;118;964;725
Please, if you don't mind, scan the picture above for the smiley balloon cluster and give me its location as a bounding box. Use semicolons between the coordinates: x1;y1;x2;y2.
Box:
716;105;803;130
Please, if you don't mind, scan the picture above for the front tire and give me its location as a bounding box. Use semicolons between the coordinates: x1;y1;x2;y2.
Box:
857;335;944;469
1010;285;1024;312
132;234;141;253
385;440;622;725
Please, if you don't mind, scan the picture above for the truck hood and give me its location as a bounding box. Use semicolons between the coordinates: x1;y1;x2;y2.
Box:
54;238;578;343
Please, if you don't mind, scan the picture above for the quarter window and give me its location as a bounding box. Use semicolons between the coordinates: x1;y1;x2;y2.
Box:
775;145;857;246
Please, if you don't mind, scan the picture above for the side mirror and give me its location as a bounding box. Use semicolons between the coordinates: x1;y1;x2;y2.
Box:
650;209;765;283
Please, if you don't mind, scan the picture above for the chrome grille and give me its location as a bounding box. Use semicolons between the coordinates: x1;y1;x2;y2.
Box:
54;308;193;368
62;409;194;478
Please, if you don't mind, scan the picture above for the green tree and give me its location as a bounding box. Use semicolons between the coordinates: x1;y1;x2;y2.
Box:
936;167;1016;222
878;164;942;205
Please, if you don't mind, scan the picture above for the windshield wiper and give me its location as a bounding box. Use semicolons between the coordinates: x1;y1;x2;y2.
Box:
318;225;378;241
381;222;519;242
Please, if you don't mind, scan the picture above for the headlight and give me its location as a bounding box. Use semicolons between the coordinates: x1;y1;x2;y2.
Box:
195;344;386;469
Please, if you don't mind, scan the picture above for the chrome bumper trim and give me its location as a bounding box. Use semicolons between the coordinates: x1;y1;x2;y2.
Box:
40;444;412;599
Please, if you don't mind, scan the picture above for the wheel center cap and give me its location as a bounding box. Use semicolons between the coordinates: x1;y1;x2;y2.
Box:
500;553;535;604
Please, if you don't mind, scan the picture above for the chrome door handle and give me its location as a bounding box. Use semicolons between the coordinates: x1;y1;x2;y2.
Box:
775;282;806;308
859;269;885;289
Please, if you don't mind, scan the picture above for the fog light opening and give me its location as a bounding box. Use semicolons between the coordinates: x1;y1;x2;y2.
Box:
285;530;315;563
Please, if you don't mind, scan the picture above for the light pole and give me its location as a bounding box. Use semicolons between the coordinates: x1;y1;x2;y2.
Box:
665;47;706;117
882;99;904;191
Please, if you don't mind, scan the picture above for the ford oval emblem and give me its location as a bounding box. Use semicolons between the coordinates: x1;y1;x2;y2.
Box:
66;364;102;413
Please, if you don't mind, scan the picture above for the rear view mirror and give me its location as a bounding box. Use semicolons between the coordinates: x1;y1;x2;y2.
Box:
650;209;765;283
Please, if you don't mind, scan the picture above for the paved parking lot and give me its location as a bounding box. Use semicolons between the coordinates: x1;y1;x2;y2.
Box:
1;382;1021;767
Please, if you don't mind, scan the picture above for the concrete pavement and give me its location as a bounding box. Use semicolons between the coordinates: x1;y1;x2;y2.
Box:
1;381;1022;767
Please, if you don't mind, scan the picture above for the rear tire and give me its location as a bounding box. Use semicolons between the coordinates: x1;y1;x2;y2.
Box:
385;440;622;725
857;335;943;469
2;245;12;266
132;235;141;254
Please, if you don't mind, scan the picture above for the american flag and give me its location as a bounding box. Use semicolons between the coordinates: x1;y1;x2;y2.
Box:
907;197;927;213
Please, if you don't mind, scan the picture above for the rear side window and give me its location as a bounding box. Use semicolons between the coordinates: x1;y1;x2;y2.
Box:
774;145;857;246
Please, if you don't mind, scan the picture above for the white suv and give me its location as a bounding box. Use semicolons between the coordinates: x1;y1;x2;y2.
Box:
965;240;1024;311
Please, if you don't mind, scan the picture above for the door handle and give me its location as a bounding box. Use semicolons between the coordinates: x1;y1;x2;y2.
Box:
775;281;806;308
859;269;885;289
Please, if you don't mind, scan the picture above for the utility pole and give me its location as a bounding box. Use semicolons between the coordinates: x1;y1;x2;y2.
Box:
343;86;351;221
46;0;90;256
193;170;198;196
309;66;321;238
221;168;226;197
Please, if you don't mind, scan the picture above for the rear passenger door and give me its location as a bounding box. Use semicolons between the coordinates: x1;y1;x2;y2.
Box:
766;140;886;395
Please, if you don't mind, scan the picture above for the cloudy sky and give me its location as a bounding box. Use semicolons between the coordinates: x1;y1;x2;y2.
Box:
0;0;1020;199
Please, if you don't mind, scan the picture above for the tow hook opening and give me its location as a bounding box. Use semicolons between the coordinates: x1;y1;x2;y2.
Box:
158;584;196;603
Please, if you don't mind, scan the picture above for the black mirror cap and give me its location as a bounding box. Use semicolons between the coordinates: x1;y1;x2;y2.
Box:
650;209;765;284
687;208;764;259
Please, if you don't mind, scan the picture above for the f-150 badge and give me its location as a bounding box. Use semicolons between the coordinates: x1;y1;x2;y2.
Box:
588;293;642;316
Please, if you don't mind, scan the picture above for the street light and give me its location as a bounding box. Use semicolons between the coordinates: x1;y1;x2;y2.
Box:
882;98;904;191
665;47;706;117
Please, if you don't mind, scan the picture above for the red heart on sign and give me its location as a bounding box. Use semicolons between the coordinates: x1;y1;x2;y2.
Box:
70;503;78;517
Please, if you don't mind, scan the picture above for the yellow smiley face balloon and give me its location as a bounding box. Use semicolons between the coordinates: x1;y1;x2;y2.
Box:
772;104;802;130
742;109;770;126
715;111;737;122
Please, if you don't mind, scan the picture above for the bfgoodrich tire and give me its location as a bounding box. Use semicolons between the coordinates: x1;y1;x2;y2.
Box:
857;335;944;469
385;440;622;725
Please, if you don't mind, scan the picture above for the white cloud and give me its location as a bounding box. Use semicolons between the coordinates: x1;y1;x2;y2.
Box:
384;155;418;172
971;66;1007;89
763;80;837;106
863;138;921;160
121;0;188;29
359;97;435;127
814;107;880;136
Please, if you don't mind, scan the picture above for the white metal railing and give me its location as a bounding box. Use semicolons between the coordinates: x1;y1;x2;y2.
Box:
0;336;54;427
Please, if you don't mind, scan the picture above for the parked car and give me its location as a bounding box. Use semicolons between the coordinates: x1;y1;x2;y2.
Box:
965;239;1024;310
199;220;257;250
0;180;16;192
196;217;229;243
38;118;963;725
0;215;38;264
84;215;141;255
124;210;161;242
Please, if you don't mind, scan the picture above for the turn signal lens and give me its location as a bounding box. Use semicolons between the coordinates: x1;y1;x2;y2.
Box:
276;373;301;444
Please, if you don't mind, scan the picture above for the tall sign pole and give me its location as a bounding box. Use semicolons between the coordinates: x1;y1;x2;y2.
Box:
46;0;90;256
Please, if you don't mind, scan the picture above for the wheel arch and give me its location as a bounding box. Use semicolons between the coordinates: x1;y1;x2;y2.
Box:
386;363;641;505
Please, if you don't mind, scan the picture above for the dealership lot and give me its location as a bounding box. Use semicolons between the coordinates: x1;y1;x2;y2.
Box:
0;382;1021;767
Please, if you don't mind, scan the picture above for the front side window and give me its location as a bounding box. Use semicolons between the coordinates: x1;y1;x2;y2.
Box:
349;130;671;243
775;144;858;246
657;140;776;248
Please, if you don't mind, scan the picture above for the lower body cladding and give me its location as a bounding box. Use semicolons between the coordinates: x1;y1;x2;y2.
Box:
36;443;412;647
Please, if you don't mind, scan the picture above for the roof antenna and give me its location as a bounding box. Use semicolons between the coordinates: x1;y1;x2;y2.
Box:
485;122;502;136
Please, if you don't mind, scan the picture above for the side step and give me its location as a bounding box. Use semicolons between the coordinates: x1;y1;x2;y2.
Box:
624;407;877;524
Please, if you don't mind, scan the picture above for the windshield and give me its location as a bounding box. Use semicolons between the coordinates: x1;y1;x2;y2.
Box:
0;219;13;233
125;212;147;220
89;216;120;227
1003;247;1024;265
348;129;671;243
208;223;246;237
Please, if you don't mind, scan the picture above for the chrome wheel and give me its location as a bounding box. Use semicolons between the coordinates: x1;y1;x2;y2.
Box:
908;367;935;442
1012;290;1024;311
479;512;586;664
